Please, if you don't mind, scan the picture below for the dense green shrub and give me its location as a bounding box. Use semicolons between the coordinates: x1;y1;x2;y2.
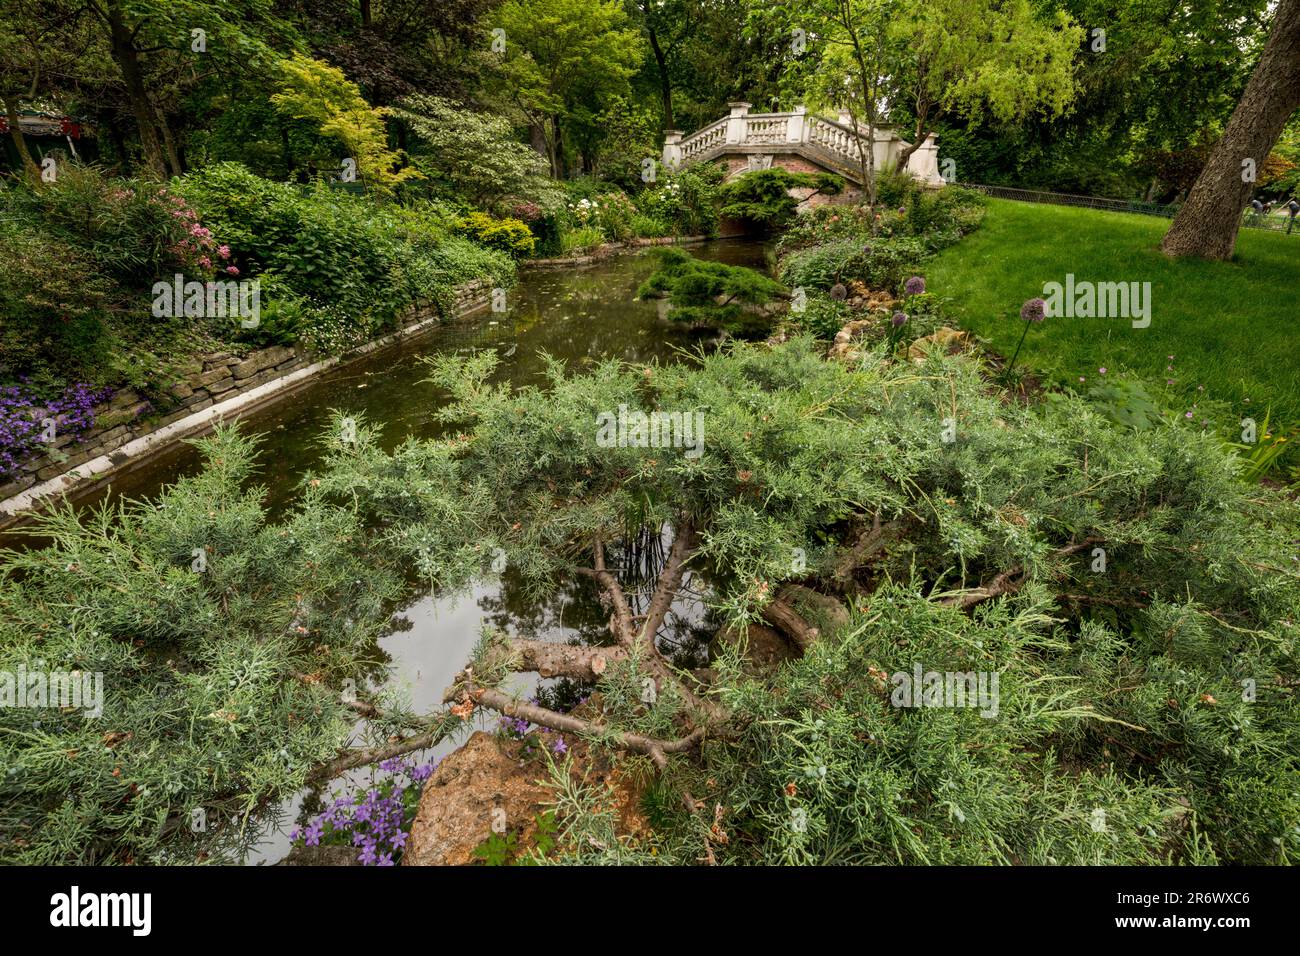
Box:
389;95;552;210
629;213;670;238
637;247;786;333
637;163;724;237
0;219;116;387
6;164;230;287
0;427;409;863
718;167;843;231
5;335;1298;865
780;237;930;293
179;163;514;342
454;211;537;258
790;294;853;338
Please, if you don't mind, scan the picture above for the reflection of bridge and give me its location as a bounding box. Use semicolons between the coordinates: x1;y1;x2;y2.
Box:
663;102;943;191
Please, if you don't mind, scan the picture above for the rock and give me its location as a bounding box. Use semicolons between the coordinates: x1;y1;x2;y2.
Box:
404;728;649;865
208;377;239;396
403;732;554;866
908;326;971;362
232;346;294;380
196;366;232;388
780;584;850;632
279;845;361;866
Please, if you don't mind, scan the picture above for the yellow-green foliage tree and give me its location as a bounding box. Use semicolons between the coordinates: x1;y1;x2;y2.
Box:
271;53;421;197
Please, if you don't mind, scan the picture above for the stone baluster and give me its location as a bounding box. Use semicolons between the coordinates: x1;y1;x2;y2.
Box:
786;106;807;145
662;130;683;172
726;102;751;145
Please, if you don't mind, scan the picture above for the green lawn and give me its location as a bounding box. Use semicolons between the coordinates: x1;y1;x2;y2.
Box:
926;198;1300;425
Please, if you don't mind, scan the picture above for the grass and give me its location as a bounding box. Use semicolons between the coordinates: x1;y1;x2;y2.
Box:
926;198;1300;426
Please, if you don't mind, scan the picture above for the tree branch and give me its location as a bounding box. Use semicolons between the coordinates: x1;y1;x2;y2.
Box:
445;680;706;771
639;518;695;651
507;638;628;680
935;538;1104;610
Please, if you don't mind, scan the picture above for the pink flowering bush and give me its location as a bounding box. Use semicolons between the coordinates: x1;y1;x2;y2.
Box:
23;163;234;285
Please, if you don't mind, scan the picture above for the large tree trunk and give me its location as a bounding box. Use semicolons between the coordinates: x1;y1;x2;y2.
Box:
647;26;674;129
154;103;183;177
1161;0;1300;260
3;94;41;181
550;113;566;179
106;0;168;179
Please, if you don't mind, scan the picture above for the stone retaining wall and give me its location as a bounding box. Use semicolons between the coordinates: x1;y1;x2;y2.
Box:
524;234;710;269
0;278;492;520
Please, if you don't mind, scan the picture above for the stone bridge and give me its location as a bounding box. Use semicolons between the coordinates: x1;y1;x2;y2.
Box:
662;102;944;197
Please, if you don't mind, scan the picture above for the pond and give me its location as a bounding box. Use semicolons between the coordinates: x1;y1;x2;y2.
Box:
20;238;769;864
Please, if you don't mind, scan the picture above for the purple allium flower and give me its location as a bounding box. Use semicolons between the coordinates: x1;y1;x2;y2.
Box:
830;283;848;301
891;311;908;327
1020;298;1046;323
904;276;925;296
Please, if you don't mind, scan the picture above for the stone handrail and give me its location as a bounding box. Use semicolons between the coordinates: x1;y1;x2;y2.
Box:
665;103;944;187
679;118;727;162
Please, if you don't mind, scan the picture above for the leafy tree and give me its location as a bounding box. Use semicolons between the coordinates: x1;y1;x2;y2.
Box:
295;0;500;106
0;0;99;179
753;0;1081;203
75;0;291;178
270;53;421;196
1162;0;1300;259
388;94;549;208
887;0;1083;169
490;0;644;177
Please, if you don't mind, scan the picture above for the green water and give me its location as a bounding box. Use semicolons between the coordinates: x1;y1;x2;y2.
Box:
21;239;766;864
64;239;769;515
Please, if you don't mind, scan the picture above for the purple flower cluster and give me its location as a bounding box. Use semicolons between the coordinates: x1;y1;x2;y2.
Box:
1020;297;1047;323
0;382;114;478
290;756;436;866
904;276;926;296
498;714;532;738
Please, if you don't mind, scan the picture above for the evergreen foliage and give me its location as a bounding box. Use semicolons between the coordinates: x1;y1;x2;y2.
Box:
718;168;844;231
636;247;786;333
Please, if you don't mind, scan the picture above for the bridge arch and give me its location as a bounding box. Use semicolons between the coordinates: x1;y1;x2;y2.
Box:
662;102;944;203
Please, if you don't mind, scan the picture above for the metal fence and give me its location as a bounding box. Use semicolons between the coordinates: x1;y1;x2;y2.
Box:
960;182;1299;235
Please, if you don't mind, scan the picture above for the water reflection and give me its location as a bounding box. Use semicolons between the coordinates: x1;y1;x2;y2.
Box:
9;239;770;864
